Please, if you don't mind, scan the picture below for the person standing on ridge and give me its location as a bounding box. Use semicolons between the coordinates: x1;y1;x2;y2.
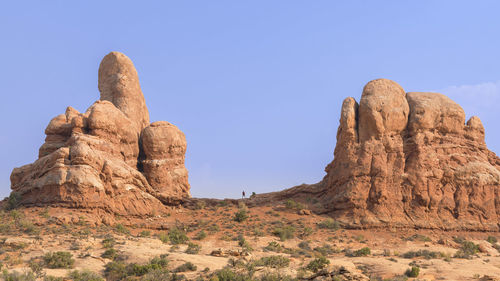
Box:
242;191;246;199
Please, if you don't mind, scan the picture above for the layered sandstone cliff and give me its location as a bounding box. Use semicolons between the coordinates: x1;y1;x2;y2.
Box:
10;52;190;216
254;79;499;230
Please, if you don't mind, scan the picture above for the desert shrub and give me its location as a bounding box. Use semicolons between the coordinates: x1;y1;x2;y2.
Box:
17;220;39;235
405;266;420;277
44;276;64;281
207;224;220;233
317;219;340;230
102;236;116;248
174;262;197;273
114;224;130;235
454;241;479;259
104;261;127;281
140;269;173;281
168;227;188;244
299;226;313;239
195;230;207;240
233;208;248;223
253;227;264;237
43;251;74;269
346;247;370;257
185;242;201;254
272;226;295;241
264;241;283;253
298;241;311;250
314;244;338;256
254;255;290;268
402;249;439;259
104;257;169;280
1;270;36;281
67;270;104;281
101;248;117;260
5;192;21;210
284;199;304;210
487;236;498;244
28;258;45;279
139;230;151;237
158;232;169;243
493;243;500;253
306;256;330;273
404;234;431;242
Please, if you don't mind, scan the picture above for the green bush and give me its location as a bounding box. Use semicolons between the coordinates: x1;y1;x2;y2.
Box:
104;261;127;281
405;234;431;242
43;251;75;269
185;242;201;254
402;249;439;259
195;230;207;240
174;262;197;273
405;266;420;277
284;199;304;210
454;241;479;259
2;270;36;281
306;256;330;273
114;224;130;235
104;257;169;281
314;244;338;256
67;270;104;281
354;247;371;257
263;241;283;253
298;241;311;250
254;255;290;268
101;248;117;260
233;208;249;222
487;236;498;244
168;227;189;245
299;226;313;238
272;226;295;241
317;219;340;230
139;230;151;237
102;237;116;248
44;276;64;281
5;192;21;210
158;232;169;243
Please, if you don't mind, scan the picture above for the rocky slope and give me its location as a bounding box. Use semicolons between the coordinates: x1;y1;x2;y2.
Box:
254;79;500;230
10;52;190;217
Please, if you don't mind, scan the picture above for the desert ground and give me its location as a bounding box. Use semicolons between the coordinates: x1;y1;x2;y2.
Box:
0;199;499;281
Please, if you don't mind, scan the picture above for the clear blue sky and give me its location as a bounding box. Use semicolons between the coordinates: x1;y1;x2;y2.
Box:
1;1;499;199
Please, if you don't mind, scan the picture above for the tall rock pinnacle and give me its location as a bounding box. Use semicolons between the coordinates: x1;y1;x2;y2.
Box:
10;52;190;219
98;52;150;131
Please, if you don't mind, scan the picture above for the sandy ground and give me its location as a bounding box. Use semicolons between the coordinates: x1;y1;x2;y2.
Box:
0;204;499;280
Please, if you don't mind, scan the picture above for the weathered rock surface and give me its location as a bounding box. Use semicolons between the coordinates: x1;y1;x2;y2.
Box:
253;78;499;230
10;52;190;217
141;121;190;202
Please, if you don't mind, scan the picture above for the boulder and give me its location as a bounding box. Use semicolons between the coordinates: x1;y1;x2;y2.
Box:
140;121;190;201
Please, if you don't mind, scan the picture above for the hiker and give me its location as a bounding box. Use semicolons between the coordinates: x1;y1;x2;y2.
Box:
242;190;246;198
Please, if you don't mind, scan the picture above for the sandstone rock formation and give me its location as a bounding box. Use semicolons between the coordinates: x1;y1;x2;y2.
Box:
254;79;499;230
10;52;190;217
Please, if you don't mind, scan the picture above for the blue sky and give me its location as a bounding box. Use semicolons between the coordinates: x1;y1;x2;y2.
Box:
1;1;499;199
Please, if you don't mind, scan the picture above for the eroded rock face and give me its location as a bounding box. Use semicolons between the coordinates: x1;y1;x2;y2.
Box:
10;52;190;217
322;79;500;230
141;121;190;201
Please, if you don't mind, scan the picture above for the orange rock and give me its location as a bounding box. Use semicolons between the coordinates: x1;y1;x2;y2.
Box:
255;79;500;231
322;79;500;230
10;52;190;217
